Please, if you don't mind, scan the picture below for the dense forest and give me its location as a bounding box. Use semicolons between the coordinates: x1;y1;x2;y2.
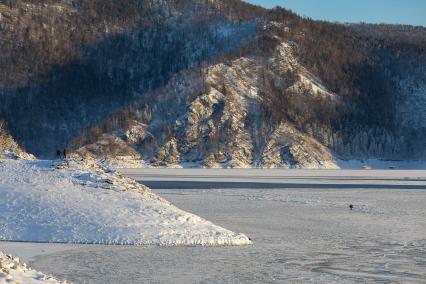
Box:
1;0;426;164
0;0;261;156
262;8;426;159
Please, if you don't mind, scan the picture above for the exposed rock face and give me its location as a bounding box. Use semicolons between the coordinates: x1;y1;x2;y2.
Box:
0;120;34;160
72;40;338;168
72;121;148;168
152;138;181;166
0;120;19;153
174;72;254;168
261;123;337;169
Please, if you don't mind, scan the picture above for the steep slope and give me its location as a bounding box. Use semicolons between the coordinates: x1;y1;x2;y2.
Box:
1;1;426;166
0;119;34;159
0;0;262;157
71;38;338;168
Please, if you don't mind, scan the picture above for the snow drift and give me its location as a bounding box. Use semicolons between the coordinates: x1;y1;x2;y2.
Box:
0;157;251;246
0;252;68;283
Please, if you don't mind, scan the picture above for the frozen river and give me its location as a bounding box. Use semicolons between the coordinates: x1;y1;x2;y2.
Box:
2;169;426;283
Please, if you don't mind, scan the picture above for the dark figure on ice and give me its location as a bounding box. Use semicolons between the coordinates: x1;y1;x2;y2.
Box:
349;204;354;210
56;149;62;160
63;149;67;159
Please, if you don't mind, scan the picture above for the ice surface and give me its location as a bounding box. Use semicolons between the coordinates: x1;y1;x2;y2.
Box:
2;168;425;283
337;159;426;169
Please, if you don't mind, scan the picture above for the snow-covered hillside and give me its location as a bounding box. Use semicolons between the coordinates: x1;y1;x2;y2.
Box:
0;157;251;246
72;39;339;169
0;0;260;158
2;1;425;166
0;252;68;283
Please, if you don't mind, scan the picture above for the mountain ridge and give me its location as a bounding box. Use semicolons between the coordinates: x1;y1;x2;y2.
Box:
1;1;425;167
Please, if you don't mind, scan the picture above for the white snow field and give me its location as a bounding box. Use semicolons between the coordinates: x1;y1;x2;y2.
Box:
0;252;68;283
0;158;250;246
2;168;426;283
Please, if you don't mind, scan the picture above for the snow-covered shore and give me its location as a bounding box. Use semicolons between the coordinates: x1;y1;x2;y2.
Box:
87;156;426;170
0;158;251;246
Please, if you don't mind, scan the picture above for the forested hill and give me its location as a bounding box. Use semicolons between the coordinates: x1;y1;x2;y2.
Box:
0;0;263;156
1;1;425;167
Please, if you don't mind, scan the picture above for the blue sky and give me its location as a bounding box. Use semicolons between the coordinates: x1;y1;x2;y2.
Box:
246;0;426;26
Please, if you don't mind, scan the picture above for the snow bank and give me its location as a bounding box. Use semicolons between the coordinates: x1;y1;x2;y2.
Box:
0;158;251;246
0;252;67;283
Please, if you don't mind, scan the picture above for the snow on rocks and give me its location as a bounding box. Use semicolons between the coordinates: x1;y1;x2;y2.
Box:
0;252;68;283
71;39;340;169
276;42;337;99
0;121;35;161
0;158;251;246
72;133;144;168
261;123;338;169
